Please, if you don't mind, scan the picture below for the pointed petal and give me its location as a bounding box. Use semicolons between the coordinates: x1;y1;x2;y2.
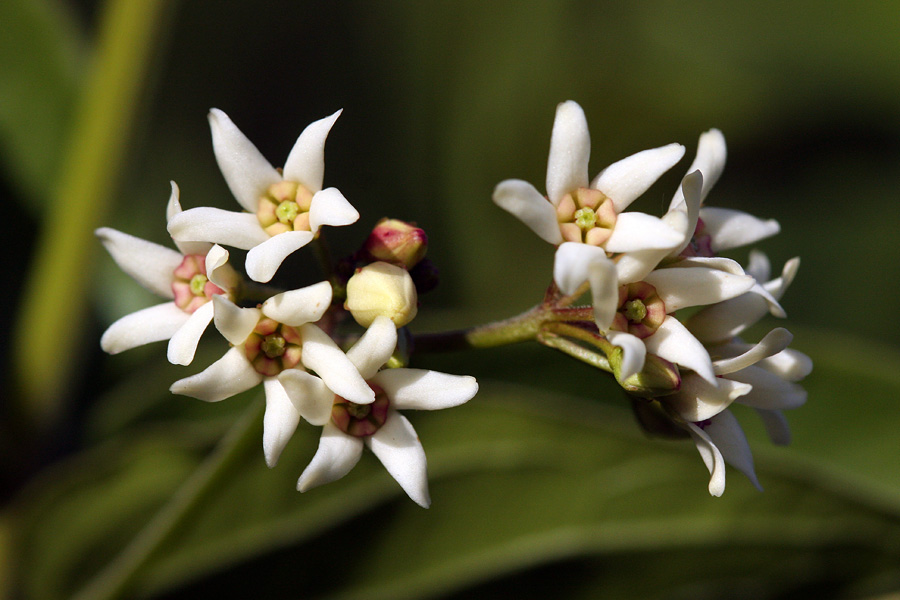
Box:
167;207;269;250
699;207;780;252
245;230;316;283
101;302;188;354
279;369;335;426
606;331;646;381
686;422;727;497
546;100;590;205
213;295;260;345
713;328;793;375
282;109;342;193
685;128;726;205
665;170;703;256
705;410;761;490
726;366;807;410
170;347;262;402
755;408;792;445
297;421;363;492
96;228;181;298
262;378;301;467
686;291;772;344
764;257;801;302
645;316;716;384
666;373;752;422
745;249;772;282
604;212;683;253
592;143;685;212
645;266;754;312
346;316;397;380
205;244;239;291
371;369;478;410
208;108;281;212
262;281;332;326
167;300;214;365
167;182;213;256
368;411;431;508
308;187;359;232
300;324;374;404
553;243;618;330
757;348;813;382
492;179;562;244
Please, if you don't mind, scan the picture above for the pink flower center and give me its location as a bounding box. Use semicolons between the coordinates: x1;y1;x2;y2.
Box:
257;180;314;236
679;217;714;258
611;281;667;339
555;187;617;246
172;254;226;313
244;317;303;376
331;385;390;437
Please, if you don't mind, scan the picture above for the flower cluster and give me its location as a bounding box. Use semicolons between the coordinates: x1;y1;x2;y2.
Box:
99;109;478;507
493;102;810;495
100;101;809;501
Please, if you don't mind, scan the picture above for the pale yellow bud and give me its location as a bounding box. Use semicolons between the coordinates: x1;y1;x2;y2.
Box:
345;262;418;327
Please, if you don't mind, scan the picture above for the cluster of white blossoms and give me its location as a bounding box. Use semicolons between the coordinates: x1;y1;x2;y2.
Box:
100;100;809;501
99;109;478;507
493;101;810;495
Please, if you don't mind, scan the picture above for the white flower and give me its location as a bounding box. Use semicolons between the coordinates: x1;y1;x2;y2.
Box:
97;182;238;365
170;282;375;468
493;100;686;326
167;109;359;283
290;316;478;508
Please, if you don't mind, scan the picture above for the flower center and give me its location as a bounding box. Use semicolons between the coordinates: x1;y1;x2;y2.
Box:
611;281;667;339
679;217;714;258
257;180;314;236
171;254;226;314
332;385;390;437
556;187;617;246
244;317;303;376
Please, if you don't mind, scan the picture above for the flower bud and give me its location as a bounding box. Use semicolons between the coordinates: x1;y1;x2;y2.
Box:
617;354;681;398
362;218;428;269
345;262;418;327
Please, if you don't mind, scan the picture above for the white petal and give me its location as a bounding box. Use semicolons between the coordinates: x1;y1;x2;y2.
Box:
300;324;374;404
686;422;727;497
546;100;590;205
492;179;562;244
208;108;281;213
368;411;430;508
666;170;704;256
213;295;260;345
606;331;646;382
205;244;239;291
262;281;333;326
592;143;685;212
245;230;316;283
645;266;754;312
712;328;793;375
704;410;761;491
645;316;716;384
262;378;301;467
686;291;773;344
297;421;363;492
170;346;262;402
282;109;342;193
167;207;269;250
604;212;683;253
666;373;752;422
278;369;335;426
682;128;726;206
745;249;771;282
166;182;213;256
308;187;359;232
666;256;746;276
167;300;214;365
764;257;801;302
101;302;188;354
96;228;181;298
699;207;780;252
371;369;478;410
726;366;807;410
755;409;792;445
757;348;813;382
346;316;397;380
553;243;618;331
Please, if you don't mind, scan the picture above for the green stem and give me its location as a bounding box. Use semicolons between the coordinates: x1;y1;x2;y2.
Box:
71;400;265;600
12;0;172;426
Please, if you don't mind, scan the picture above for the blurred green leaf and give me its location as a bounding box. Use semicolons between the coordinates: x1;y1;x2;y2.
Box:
0;0;83;208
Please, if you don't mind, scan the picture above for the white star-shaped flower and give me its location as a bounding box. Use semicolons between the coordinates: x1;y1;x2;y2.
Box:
288;316;479;508
170;282;375;468
97;182;238;365
168;109;359;283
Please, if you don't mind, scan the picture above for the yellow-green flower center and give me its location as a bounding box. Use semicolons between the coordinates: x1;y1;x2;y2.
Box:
257;180;314;236
556;187;617;247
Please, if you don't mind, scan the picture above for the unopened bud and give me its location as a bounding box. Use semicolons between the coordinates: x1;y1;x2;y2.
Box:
617;353;681;398
345;262;418;327
363;218;428;269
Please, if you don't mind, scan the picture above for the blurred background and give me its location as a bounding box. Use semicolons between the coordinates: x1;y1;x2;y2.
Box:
3;1;900;598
